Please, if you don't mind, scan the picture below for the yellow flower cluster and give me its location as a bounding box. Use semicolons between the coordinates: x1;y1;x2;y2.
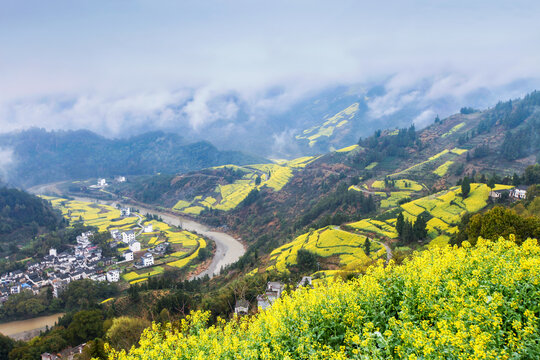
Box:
106;237;540;359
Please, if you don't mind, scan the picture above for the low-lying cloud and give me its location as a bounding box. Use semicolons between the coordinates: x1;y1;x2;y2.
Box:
1;1;540;153
0;148;14;183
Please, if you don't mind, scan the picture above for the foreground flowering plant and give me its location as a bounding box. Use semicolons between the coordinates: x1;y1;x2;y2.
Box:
106;237;540;359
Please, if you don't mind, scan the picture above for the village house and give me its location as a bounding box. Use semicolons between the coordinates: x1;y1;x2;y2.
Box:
90;273;106;282
122;230;136;244
489;189;510;200
143;224;153;233
511;185;528;199
257;281;285;310
134;253;154;268
297;276;313;288
110;228;121;241
129;240;141;252
150;242;169;256
97;178;107;187
106;269;120;282
115;176;126;183
120;207;131;217
234;299;250;315
123;250;134;261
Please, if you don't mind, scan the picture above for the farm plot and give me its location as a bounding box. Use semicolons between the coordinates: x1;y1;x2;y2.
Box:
41;196;208;281
267;227;384;273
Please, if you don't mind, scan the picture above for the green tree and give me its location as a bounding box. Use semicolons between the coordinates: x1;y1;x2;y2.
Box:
296;249;318;272
487;177;496;190
364;238;371;256
66;309;104;345
78;338;107;360
413;214;428;240
106;316;151;351
396;212;405;236
0;333;16;360
461;177;471;198
465;206;540;245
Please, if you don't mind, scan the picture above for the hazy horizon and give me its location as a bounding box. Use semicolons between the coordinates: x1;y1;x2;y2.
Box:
1;0;540;144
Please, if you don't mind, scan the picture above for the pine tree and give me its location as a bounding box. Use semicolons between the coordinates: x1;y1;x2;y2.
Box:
364;238;371;256
461;177;471;198
396;212;405;236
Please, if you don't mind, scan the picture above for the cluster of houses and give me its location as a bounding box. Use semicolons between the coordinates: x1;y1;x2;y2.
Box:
0;231;122;304
489;186;528;200
109;223;160;270
234;277;313;315
87;176;126;191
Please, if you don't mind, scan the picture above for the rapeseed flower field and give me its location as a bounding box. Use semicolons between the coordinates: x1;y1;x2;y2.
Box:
107;237;540;359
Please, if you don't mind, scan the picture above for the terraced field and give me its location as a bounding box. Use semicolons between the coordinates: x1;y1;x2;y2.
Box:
41;196;207;283
173;157;318;215
390;148;468;178
267;227;386;273
348;183;514;248
352;178;424;209
295;103;360;147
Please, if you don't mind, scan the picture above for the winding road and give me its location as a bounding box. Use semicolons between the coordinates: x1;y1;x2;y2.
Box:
28;184;245;279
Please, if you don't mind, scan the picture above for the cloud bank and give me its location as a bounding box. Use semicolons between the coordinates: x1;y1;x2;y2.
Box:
1;0;540;149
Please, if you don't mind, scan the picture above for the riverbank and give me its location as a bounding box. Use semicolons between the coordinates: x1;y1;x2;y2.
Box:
0;313;65;340
28;184;245;279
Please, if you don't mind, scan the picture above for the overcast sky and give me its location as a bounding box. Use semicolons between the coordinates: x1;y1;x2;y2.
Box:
1;0;540;136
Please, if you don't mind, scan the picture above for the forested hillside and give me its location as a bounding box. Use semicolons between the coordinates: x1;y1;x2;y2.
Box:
0;129;266;187
0;187;64;260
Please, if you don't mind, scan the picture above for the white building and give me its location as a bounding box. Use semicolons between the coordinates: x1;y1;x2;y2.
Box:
76;231;93;247
141;253;154;267
90;273;106;282
115;176;126;183
120;208;131;217
257;281;285;310
123;251;134;261
512;186;528;199
297;276;313;288
106;269;120;282
122;230;135;244
234;299;250;315
49;248;57;257
143;224;153;233
97;178;107;187
129;240;141;252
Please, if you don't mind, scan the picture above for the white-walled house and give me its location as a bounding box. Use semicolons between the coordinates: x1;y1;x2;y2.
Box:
120;208;131;217
97;178;107;187
143;224;153;233
234;299;250;315
123;250;134;261
122;230;135;244
106;269;120;282
512;186;528;199
49;248;57;257
129;240;141;252
141;253;154;267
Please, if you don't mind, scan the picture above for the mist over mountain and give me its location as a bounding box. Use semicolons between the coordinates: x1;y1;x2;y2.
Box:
4;79;539;161
0;129;266;187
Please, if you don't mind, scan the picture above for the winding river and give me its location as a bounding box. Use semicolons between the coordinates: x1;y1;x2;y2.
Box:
0;313;64;340
74;196;245;279
29;184;245;279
